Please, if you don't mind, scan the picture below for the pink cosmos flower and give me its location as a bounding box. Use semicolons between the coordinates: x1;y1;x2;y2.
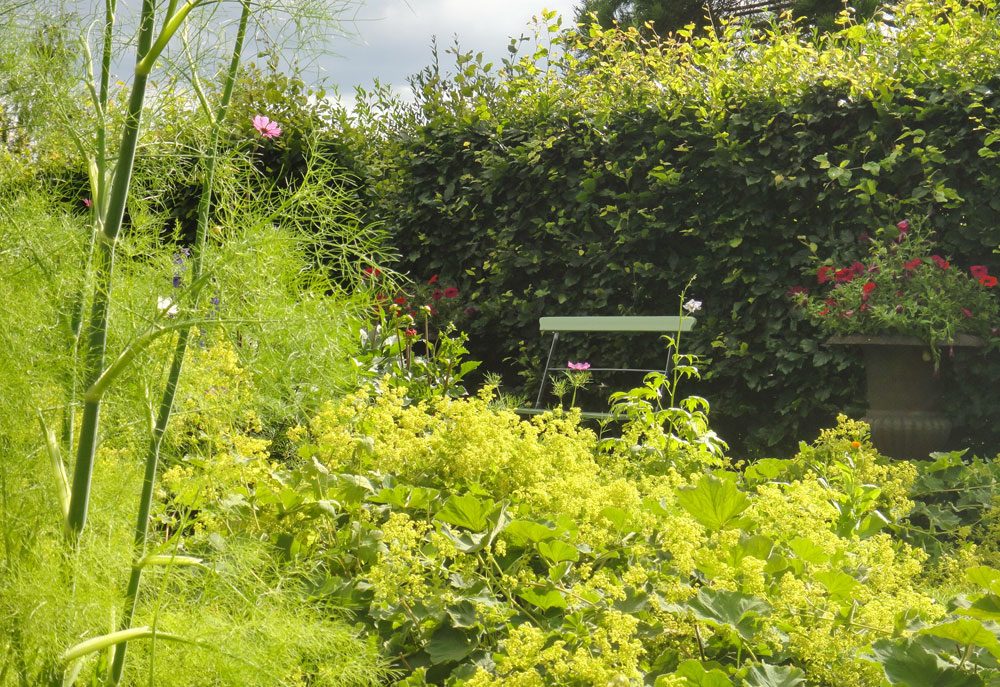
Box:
252;115;282;139
567;361;591;371
82;198;93;208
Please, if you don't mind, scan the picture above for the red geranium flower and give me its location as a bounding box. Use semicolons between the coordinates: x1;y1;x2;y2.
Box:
931;255;950;270
834;267;856;283
432;289;443;301
903;258;922;271
861;281;876;300
787;286;809;297
980;275;998;288
394;296;407;305
443;287;459;298
428;274;439;284
970;265;989;279
817;266;834;284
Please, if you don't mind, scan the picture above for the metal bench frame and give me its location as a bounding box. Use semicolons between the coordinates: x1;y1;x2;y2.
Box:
526;315;696;418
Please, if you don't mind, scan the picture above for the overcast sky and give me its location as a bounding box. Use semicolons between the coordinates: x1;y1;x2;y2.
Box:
60;0;579;107
311;0;579;102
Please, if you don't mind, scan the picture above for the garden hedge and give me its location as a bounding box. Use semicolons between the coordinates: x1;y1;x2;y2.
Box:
352;1;1000;456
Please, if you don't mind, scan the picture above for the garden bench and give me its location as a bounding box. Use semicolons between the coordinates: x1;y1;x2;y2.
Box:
518;315;696;420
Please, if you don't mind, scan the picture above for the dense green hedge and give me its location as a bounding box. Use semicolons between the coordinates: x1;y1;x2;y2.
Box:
355;1;1000;456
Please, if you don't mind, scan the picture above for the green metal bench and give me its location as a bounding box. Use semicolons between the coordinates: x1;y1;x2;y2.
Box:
519;315;696;420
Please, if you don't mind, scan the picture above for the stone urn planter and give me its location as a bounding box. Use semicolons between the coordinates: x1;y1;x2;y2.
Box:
828;334;982;459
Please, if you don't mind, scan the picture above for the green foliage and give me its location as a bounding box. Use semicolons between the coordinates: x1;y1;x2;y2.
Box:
0;173;387;683
349;0;1000;456
863;565;1000;685
353;273;481;403
170;371;952;686
574;0;884;38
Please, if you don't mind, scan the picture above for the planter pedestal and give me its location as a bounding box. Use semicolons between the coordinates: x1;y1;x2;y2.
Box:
828;335;981;459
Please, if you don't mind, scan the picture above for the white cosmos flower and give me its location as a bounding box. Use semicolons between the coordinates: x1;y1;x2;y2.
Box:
683;298;702;314
157;296;179;318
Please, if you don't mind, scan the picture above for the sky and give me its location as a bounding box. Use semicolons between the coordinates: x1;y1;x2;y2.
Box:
309;0;579;103
57;0;580;109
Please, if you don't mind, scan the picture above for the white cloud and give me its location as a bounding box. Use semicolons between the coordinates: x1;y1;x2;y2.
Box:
313;0;579;96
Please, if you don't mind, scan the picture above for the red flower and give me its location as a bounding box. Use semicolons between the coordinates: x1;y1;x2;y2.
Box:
834;267;856;283
363;266;382;279
962;308;974;318
394;296;407;305
860;302;870;312
970;265;989;279
931;255;950;270
428;274;439;284
896;219;910;243
903;258;922;271
817;266;834;284
432;289;443;301
824;298;837;307
787;286;809;297
850;261;866;276
861;281;877;300
443;287;459;298
818;307;830;316
979;275;998;288
83;198;93;208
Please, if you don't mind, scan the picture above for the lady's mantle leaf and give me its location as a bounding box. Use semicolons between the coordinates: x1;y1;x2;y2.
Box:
678;474;750;531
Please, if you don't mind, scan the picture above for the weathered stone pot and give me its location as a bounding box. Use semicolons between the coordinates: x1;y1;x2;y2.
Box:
828;334;983;459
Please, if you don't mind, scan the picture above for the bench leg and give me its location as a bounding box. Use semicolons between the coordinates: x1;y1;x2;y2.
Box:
534;332;559;408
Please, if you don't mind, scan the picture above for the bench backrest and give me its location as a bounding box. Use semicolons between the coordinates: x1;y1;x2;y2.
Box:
539;315;695;334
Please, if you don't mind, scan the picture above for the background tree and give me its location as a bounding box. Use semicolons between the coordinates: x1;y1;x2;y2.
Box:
574;0;884;36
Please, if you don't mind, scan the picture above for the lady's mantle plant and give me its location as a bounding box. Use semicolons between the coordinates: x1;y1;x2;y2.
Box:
795;220;999;356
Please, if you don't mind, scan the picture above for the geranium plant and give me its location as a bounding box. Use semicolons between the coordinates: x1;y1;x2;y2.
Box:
793;219;999;357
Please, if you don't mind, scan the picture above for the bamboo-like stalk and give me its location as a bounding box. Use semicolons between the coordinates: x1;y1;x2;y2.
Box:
65;0;158;541
109;5;250;682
